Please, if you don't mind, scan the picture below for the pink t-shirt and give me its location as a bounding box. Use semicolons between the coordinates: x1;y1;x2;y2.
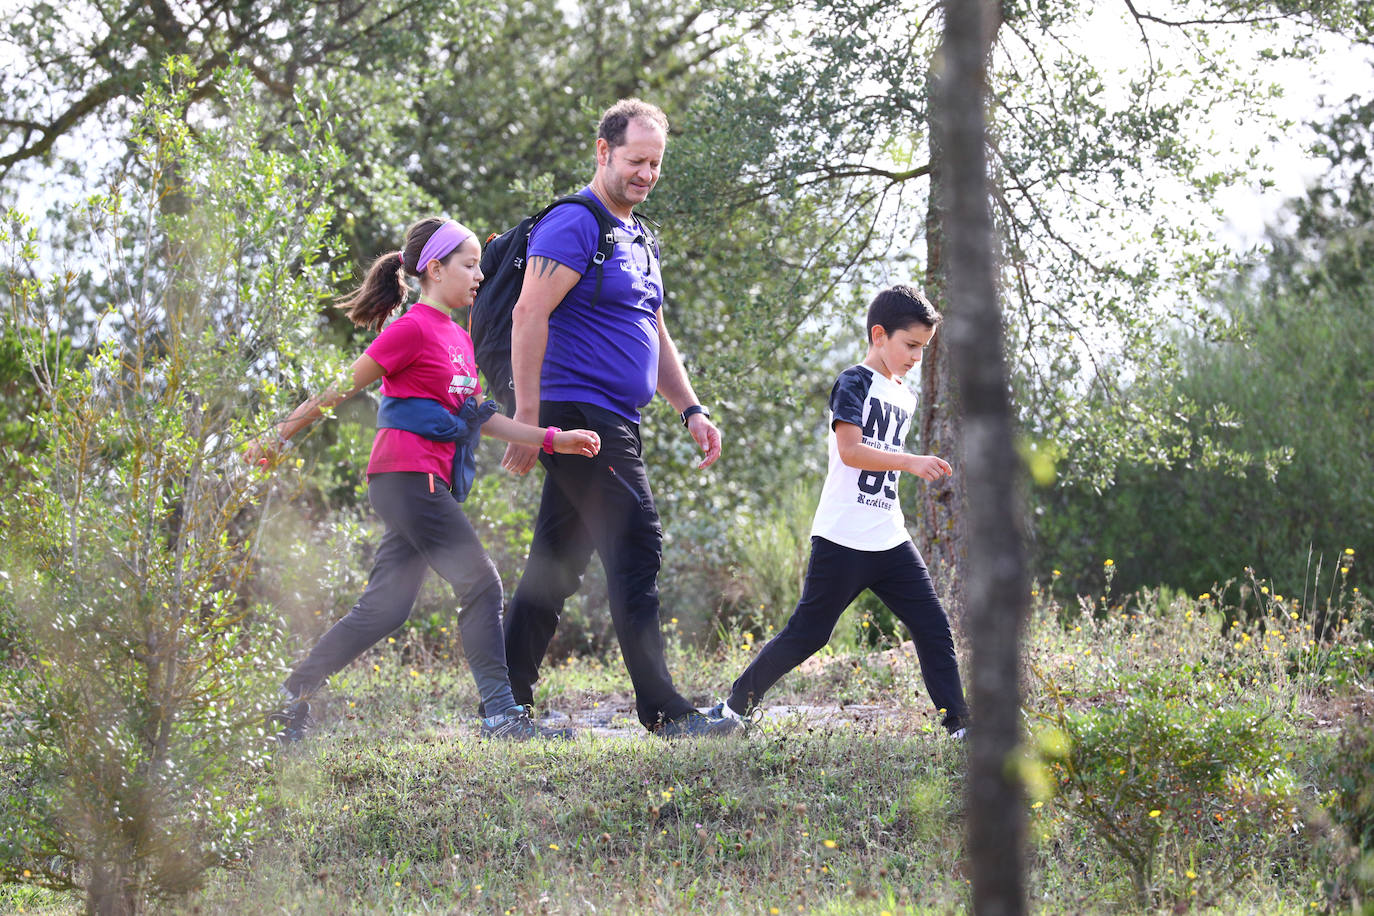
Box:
363;303;482;484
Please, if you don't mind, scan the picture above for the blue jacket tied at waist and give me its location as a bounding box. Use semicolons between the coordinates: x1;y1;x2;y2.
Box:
376;396;499;501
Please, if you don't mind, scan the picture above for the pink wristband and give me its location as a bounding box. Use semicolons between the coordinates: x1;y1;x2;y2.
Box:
542;426;561;455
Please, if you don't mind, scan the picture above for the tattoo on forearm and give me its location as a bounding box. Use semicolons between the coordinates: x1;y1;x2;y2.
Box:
529;256;559;279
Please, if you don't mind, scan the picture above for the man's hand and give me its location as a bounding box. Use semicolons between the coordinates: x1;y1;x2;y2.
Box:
502;441;542;475
687;413;722;469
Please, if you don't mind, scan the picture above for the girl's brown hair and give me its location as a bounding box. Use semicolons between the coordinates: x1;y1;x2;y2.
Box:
339;217;449;332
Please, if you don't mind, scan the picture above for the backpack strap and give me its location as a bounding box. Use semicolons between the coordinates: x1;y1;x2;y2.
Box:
536;194;660;305
631;211;661;260
542;194;618;304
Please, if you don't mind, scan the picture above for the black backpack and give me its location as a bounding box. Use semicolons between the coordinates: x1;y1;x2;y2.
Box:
469;194;656;414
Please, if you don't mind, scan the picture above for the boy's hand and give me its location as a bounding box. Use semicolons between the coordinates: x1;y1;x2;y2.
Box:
907;454;953;481
553;429;601;458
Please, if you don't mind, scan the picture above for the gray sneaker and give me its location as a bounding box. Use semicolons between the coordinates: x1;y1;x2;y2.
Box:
656;709;738;739
525;706;576;740
481;706;542;740
482;706;574;740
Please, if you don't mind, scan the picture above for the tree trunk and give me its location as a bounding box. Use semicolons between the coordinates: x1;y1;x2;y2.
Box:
87;863;139;916
934;2;1029;916
920;62;968;623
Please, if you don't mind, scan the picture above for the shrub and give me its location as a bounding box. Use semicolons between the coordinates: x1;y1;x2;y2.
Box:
0;61;341;914
1329;716;1374;853
1317;714;1374;910
1032;668;1300;909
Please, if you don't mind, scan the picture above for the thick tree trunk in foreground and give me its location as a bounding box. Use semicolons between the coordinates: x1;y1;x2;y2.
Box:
934;2;1030;915
920;70;968;623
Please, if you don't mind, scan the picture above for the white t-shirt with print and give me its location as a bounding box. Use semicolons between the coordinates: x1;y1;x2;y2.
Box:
810;363;918;551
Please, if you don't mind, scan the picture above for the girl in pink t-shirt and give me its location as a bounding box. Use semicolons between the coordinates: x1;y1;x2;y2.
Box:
248;217;600;741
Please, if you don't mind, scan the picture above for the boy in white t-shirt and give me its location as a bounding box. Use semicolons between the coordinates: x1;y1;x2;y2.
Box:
711;285;969;737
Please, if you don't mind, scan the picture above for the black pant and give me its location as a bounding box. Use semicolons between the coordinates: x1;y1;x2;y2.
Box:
501;402;696;728
728;537;969;730
285;472;516;716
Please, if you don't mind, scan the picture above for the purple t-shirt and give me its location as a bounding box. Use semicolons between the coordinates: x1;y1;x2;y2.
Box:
363;302;481;484
527;188;663;422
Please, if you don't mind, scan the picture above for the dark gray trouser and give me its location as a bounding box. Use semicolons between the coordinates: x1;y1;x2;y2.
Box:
498;401;697;729
728;536;969;730
285;472;517;717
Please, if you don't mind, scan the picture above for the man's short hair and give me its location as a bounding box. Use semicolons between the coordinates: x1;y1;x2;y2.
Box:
866;284;941;338
598;98;669;148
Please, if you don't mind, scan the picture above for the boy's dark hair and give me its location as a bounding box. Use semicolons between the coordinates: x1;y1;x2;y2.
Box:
597;98;669;148
866;284;941;339
338;217;451;332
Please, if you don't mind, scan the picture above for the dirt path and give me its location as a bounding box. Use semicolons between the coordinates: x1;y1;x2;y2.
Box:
532;702;915;739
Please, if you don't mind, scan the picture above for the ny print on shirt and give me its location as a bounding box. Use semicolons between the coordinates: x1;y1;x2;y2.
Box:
809;364;919;552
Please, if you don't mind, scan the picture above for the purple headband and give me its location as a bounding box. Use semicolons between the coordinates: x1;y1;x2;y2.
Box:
414;220;473;273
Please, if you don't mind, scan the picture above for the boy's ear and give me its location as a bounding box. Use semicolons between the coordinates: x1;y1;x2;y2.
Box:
869;324;886;347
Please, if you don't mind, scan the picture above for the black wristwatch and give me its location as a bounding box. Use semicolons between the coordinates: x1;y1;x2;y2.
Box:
680;404;710;427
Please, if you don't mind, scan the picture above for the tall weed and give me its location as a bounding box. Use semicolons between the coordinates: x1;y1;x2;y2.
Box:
719;480;816;634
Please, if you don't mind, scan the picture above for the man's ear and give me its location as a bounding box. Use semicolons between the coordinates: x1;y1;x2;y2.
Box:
595;138;610;168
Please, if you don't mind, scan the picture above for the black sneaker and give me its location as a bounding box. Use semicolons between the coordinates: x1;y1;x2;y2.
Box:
268;694;314;743
705;701;762;733
655;709;738;739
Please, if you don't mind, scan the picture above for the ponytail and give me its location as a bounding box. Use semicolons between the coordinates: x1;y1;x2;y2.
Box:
340;251;407;332
338;217;447;332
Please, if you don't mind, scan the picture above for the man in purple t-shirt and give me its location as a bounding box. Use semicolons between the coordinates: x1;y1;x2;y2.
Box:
497;98;733;737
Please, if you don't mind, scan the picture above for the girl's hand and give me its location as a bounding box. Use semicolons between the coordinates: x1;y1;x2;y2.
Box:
907;454;953;481
554;429;601;457
243;438;276;469
244;433;291;469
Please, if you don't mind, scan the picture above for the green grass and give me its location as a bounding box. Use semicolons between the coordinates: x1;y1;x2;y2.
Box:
189;619;968;914
6;577;1370;914
189;723;968;914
